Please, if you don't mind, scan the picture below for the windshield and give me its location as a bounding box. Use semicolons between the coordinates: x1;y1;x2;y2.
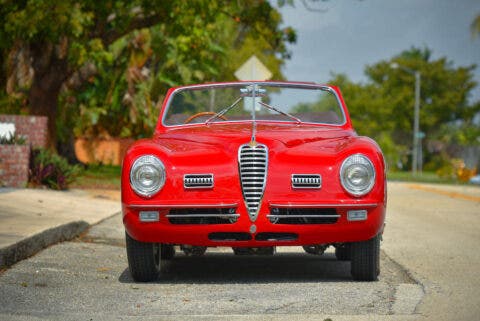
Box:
163;83;345;126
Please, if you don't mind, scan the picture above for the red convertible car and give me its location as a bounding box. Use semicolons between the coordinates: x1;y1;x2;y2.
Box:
122;81;386;282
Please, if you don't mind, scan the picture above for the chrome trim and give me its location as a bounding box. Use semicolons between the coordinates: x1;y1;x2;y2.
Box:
267;214;340;219
127;203;238;209
340;154;376;197
184;174;214;189
129;155;166;198
269;203;378;208
291;174;322;189
166;214;240;218
161;82;347;128
347;209;368;221
238;142;268;222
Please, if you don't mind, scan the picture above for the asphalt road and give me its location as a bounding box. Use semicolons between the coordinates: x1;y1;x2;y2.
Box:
0;182;478;320
383;182;480;321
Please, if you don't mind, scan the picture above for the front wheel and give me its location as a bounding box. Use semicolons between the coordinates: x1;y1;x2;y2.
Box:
126;232;161;282
350;234;380;281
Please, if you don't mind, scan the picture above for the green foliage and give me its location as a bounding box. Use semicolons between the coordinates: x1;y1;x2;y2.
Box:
329;47;479;171
1;0;296;149
29;148;81;190
59;2;295;140
471;13;480;38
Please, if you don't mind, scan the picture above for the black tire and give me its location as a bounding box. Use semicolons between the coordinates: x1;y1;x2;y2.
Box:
335;244;351;261
181;245;207;256
351;234;380;281
161;244;175;260
125;232;161;282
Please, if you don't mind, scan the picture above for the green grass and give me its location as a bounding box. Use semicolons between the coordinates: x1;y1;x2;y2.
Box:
72;164;121;189
387;171;461;185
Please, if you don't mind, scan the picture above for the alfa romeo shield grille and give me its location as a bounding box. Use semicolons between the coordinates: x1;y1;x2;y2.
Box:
238;143;268;222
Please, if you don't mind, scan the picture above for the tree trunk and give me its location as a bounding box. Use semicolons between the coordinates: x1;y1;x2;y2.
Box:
28;41;69;153
28;75;62;149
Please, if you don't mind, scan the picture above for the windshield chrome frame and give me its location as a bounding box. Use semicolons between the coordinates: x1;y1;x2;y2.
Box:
161;82;347;128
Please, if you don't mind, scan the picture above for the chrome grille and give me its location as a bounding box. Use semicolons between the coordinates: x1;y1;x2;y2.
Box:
167;208;238;224
291;174;321;189
184;174;214;188
267;208;339;224
238;143;268;221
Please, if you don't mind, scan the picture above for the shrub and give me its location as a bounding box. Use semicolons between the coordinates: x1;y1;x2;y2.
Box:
29;148;81;190
0;132;26;145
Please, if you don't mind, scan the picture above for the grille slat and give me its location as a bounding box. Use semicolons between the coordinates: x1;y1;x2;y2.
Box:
168;208;238;224
238;143;268;221
268;208;338;224
291;174;322;189
184;174;214;188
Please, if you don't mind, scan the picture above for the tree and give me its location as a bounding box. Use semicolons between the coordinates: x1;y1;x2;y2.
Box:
0;0;295;157
56;2;295;144
471;13;480;38
329;47;479;170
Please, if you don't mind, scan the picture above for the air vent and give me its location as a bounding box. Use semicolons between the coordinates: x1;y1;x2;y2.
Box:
167;208;238;224
291;174;321;189
267;208;339;224
184;174;214;188
238;143;268;222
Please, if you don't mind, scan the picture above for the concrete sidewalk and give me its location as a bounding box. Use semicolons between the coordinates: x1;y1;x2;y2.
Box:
0;188;120;268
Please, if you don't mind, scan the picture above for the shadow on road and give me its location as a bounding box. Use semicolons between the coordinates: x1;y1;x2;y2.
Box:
119;252;354;284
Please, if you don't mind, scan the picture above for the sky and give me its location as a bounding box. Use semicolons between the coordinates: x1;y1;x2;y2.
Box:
275;0;480;102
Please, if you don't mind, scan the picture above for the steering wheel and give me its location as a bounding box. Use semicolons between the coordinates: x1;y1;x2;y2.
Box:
184;111;228;124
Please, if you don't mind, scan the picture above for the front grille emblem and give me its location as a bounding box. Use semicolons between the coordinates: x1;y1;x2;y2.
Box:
238;143;268;222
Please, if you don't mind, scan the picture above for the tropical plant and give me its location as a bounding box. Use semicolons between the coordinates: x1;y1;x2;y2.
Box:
1;0;296;158
0;132;26;145
29;148;81;190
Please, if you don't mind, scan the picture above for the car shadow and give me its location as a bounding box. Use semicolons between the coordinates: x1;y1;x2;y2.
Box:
118;252;353;284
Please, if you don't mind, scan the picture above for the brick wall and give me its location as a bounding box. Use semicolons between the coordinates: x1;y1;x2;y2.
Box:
0;145;30;187
0;115;47;187
0;115;48;149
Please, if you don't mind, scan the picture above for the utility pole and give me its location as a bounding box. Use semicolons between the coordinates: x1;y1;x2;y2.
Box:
390;63;422;175
412;71;421;175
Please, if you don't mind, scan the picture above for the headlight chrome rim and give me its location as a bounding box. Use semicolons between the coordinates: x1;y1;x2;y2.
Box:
340;154;375;197
130;155;166;197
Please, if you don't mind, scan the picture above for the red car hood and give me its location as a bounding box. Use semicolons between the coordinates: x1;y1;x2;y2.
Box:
124;122;384;206
154;123;356;156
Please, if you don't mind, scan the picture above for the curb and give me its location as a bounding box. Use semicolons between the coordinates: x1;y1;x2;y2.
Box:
0;221;90;269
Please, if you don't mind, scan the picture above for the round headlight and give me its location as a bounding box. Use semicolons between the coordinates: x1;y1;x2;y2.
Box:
130;155;166;197
340;154;375;197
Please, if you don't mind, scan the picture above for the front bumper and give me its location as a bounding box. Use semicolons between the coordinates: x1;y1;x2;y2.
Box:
123;200;386;247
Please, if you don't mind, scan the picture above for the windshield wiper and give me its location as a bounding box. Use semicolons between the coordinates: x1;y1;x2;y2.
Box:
205;97;243;124
258;101;302;124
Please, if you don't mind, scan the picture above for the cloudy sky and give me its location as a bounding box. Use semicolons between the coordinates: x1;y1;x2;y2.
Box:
276;0;480;101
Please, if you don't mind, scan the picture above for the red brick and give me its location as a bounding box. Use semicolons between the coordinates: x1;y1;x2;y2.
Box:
0;115;48;149
0;144;30;187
